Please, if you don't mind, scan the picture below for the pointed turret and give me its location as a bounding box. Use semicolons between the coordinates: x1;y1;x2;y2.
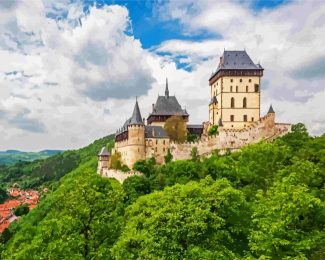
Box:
129;99;144;125
98;147;110;156
268;105;275;114
165;78;169;98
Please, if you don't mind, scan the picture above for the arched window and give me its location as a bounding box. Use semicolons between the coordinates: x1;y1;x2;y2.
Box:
243;97;247;108
231;97;235;108
246;86;248;92
230;86;233;92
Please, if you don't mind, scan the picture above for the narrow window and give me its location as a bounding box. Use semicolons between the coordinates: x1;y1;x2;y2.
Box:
251;117;254;121
236;86;238;92
243;115;247;121
249;79;252;82
246;86;248;92
243;97;247;108
254;84;259;92
231;97;235;108
230;86;233;92
240;79;242;82
163;148;165;152
155;147;157;152
163;140;165;145
230;115;234;122
156;139;158;144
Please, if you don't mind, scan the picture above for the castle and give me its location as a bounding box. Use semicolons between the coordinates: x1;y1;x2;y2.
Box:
98;50;291;176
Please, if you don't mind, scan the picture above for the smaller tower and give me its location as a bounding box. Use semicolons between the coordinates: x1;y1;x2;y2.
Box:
97;147;110;174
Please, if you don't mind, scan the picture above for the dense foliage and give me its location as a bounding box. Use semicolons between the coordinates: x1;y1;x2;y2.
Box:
14;204;29;216
0;135;114;190
1;124;324;259
208;125;219;136
0;187;8;204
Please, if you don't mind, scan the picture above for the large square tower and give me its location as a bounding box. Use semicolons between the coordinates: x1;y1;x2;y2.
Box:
209;50;263;128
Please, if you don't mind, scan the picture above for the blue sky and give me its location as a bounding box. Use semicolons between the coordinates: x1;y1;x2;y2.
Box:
82;0;290;49
0;0;324;151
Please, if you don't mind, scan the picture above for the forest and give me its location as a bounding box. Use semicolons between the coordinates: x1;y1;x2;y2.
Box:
0;124;324;259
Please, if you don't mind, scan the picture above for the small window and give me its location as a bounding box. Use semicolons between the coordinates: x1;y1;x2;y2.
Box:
243;115;247;122
163;140;165;145
249;79;252;82
254;84;259;92
230;79;233;82
163;148;165;152
156;140;158;144
236;86;238;92
251;117;254;122
243;97;247;108
230;86;233;92
155;147;157;152
230;115;234;122
240;79;242;82
246;86;248;92
231;97;235;108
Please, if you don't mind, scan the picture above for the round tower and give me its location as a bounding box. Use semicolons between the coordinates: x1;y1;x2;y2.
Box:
97;147;110;175
126;100;146;168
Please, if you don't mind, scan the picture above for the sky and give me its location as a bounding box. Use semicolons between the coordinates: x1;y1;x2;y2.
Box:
0;0;325;151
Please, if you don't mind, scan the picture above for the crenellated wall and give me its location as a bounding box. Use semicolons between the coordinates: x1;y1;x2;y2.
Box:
100;169;143;183
170;113;291;161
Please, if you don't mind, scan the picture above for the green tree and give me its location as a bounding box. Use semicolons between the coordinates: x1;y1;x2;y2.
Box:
164;116;187;143
112;178;250;259
208;125;218;136
164;149;173;164
0;187;8;204
122;175;151;204
14;204;29;216
190;146;199;162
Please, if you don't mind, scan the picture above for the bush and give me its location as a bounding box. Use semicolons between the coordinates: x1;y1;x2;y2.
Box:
208;125;218;136
14;204;29;216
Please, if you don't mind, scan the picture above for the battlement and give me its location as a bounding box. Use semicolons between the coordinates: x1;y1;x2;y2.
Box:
99;169;142;183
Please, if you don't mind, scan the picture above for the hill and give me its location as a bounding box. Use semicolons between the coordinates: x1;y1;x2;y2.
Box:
0;124;324;259
0;150;64;166
0;135;115;190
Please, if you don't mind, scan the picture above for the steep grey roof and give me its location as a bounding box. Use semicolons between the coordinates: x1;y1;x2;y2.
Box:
187;124;203;129
98;147;110;156
145;125;168;138
209;96;218;105
217;50;262;70
150;96;188;116
268;105;275;114
129;100;144;125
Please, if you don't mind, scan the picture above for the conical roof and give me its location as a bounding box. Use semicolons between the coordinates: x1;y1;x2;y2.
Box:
98;147;110;156
129;100;144;125
165;78;169;97
268;105;275;114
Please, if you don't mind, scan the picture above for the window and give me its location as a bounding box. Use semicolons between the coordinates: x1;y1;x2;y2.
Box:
230;79;233;82
243;97;247;108
251;117;254;122
246;86;248;92
231;97;235;108
243;115;247;122
230;86;233;92
163;148;165;152
249;79;252;82
155;147;157;152
230;115;234;122
236;86;238;92
163;140;165;145
156;139;158;144
254;84;259;92
240;79;242;82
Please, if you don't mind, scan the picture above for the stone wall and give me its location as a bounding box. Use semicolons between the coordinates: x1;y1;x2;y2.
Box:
99;169;142;183
170;113;291;161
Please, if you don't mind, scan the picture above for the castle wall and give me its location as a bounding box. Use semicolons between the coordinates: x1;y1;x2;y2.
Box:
145;138;170;164
100;169;142;183
171;113;290;161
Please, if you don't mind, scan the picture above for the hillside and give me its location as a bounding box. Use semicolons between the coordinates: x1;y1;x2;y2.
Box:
0;150;63;166
0;135;115;190
0;124;324;259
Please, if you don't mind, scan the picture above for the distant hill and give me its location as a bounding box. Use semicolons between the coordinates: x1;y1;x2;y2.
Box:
0;150;64;165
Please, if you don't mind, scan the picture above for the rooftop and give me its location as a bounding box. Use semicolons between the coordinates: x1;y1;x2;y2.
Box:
145;125;168;138
217;50;263;70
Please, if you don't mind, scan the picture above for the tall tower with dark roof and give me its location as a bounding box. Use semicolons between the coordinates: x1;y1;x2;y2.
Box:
208;50;264;128
126;100;145;167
